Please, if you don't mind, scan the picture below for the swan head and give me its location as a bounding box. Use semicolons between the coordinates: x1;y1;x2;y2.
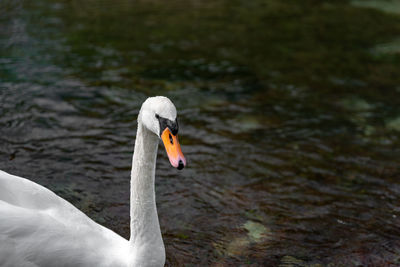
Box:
139;96;186;170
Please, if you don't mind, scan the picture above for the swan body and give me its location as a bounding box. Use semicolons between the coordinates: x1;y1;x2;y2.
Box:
0;170;129;267
0;96;186;267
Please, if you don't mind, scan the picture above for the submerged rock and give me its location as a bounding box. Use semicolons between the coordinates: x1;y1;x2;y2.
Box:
212;220;270;257
373;38;400;55
279;256;306;267
230;115;264;133
279;255;324;267
386;116;400;131
225;237;249;256
351;0;400;15
212;236;249;257
243;220;268;242
339;97;373;112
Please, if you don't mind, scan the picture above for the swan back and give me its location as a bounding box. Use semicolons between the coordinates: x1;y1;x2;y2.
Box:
0;170;129;267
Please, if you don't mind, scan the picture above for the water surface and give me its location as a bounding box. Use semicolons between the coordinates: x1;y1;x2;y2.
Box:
1;0;400;265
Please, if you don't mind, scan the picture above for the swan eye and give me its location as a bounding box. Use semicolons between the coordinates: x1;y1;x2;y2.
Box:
157;116;179;136
169;133;173;145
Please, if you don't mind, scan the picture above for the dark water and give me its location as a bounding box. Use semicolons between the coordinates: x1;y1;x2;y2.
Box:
1;0;400;266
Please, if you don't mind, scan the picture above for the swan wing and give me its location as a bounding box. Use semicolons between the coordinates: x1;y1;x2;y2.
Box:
0;170;129;267
0;234;39;267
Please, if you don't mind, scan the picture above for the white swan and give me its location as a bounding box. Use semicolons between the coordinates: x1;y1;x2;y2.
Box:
0;96;186;267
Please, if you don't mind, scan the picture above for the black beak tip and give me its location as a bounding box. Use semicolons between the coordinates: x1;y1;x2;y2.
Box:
177;160;184;170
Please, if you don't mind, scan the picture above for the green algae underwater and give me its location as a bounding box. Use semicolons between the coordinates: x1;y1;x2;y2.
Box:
1;0;400;265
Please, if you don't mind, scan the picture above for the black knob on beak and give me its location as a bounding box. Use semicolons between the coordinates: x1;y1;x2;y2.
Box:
177;160;184;170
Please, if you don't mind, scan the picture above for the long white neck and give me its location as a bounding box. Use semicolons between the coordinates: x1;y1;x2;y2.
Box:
129;122;165;266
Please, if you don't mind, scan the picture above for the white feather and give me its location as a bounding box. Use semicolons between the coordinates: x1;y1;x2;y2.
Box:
0;96;178;267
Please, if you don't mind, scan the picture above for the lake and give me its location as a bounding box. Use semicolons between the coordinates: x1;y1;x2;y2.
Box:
1;0;400;265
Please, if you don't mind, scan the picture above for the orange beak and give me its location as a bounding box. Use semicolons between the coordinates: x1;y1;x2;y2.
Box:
161;128;186;170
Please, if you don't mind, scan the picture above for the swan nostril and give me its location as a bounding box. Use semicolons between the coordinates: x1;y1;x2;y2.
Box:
169;133;173;145
177;160;184;170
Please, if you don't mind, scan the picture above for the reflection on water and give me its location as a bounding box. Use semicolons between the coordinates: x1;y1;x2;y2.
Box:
1;0;400;265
